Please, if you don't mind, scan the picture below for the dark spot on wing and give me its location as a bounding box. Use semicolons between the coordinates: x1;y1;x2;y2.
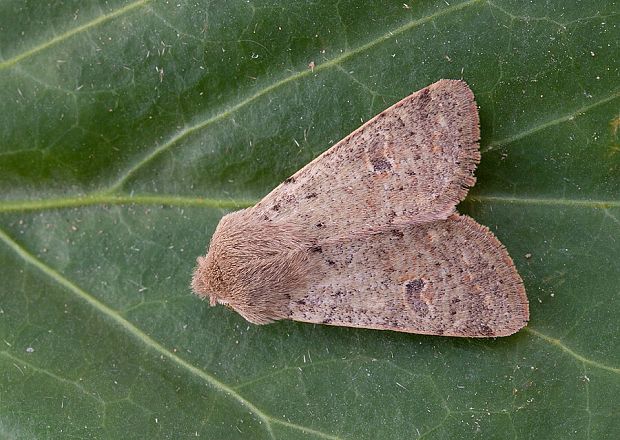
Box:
404;279;428;317
405;279;425;296
391;229;404;238
371;157;392;172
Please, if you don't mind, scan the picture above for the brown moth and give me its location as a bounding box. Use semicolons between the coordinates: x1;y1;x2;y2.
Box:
192;79;529;337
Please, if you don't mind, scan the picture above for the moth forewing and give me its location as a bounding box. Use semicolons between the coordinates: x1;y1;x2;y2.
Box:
252;79;481;239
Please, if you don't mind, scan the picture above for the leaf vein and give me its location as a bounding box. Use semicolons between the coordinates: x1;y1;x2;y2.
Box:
0;350;105;405
105;0;484;191
0;0;150;70
469;195;620;209
483;91;620;152
0;194;255;213
525;327;619;374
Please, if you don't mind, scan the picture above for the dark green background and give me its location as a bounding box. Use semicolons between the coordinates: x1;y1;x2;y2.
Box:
1;0;618;438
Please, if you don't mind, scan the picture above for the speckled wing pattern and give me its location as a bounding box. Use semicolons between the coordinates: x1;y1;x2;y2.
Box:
292;215;528;337
193;79;529;337
252;80;481;239
269;79;527;336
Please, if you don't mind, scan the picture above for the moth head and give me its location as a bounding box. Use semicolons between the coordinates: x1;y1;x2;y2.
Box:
191;255;225;307
191;211;250;309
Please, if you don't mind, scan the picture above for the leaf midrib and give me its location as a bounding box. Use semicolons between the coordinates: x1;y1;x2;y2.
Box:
0;227;343;440
0;225;618;435
1;207;618;438
0;226;617;426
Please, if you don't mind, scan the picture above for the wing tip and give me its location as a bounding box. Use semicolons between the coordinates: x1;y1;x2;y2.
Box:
430;78;480;139
425;79;482;212
451;214;530;337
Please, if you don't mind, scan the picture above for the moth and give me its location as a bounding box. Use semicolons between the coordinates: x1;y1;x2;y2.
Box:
192;79;529;337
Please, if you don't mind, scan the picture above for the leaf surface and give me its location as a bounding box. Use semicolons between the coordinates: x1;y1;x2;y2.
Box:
1;0;618;438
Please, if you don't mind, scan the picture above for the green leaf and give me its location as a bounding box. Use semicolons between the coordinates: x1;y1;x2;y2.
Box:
1;0;618;438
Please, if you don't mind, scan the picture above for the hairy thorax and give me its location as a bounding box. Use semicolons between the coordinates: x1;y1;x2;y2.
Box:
191;208;315;324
